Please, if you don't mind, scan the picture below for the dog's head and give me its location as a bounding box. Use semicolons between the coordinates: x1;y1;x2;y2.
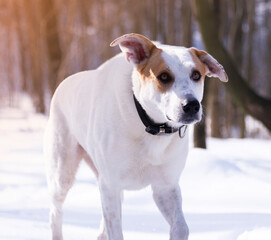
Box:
111;33;228;128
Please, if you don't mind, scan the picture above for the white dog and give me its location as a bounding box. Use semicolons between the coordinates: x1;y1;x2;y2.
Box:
44;33;227;240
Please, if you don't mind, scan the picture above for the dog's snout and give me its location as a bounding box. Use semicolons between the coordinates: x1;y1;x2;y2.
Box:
182;99;200;114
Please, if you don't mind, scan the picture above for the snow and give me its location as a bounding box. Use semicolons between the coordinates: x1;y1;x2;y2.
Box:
0;106;271;240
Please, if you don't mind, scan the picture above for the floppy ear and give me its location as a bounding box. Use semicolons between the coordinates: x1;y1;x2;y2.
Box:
190;48;228;82
110;33;157;65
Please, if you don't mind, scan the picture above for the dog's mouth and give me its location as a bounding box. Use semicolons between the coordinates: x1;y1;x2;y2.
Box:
166;114;201;125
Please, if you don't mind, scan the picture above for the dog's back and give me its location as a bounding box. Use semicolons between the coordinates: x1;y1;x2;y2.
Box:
47;53;132;148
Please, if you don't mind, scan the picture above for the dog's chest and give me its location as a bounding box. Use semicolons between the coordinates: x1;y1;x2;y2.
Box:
119;156;161;190
118;135;184;190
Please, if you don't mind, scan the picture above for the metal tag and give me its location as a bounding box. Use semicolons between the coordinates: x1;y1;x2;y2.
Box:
179;125;188;138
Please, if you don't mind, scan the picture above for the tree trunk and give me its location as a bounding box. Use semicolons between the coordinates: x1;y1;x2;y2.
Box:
131;0;143;34
158;0;166;43
166;0;175;45
24;0;45;113
207;0;224;138
181;0;192;47
209;80;223;138
78;0;93;70
181;0;207;148
264;0;271;97
226;0;246;138
191;0;271;132
7;1;15;105
194;79;209;149
40;0;62;96
14;0;28;92
150;0;158;40
55;0;77;84
246;0;255;84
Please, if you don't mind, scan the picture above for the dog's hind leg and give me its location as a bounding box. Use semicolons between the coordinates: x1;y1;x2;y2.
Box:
45;124;83;240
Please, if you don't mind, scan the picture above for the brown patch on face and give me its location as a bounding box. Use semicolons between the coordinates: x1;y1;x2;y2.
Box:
136;48;174;93
189;48;209;81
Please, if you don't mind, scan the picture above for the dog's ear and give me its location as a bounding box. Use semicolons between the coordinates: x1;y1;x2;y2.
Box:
190;48;228;82
110;33;157;65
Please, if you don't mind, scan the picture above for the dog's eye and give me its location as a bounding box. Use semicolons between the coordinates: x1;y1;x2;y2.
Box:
157;72;172;83
191;70;201;81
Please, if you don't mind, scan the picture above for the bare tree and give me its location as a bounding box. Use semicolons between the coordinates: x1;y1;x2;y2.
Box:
181;0;192;47
191;0;271;132
246;0;255;84
264;0;271;97
193;80;208;149
23;0;45;113
166;0;175;45
40;0;62;96
14;0;28;92
180;0;207;148
226;0;246;138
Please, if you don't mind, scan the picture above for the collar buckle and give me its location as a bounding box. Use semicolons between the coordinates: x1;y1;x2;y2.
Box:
159;125;166;134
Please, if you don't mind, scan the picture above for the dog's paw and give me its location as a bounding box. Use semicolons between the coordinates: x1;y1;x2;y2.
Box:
97;232;107;240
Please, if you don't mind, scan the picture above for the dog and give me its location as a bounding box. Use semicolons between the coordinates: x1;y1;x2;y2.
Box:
44;33;228;240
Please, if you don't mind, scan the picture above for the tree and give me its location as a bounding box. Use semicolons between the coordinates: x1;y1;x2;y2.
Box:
14;0;28;92
180;0;207;148
191;0;271;132
193;80;208;149
180;0;192;47
207;0;224;139
23;0;45;113
40;0;62;96
226;0;246;138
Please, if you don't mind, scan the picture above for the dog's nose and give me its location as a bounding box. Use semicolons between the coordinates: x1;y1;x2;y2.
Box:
182;99;200;114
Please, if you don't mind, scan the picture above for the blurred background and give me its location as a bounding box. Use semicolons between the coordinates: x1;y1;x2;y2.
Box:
0;0;271;146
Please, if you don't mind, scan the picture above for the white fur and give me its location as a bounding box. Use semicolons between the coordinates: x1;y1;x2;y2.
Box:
44;34;226;240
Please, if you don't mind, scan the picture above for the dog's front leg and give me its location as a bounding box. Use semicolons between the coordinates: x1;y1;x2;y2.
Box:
98;181;123;240
152;184;189;240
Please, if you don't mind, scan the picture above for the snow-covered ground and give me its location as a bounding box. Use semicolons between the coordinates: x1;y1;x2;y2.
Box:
1;106;271;240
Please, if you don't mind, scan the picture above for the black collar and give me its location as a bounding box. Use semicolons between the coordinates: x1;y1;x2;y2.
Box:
133;94;187;138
